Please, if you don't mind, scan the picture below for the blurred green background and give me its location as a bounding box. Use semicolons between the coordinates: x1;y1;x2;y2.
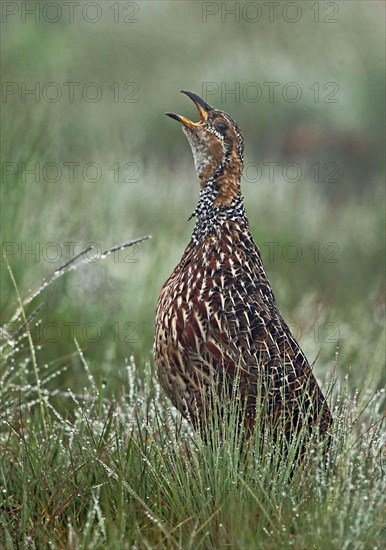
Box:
1;1;385;393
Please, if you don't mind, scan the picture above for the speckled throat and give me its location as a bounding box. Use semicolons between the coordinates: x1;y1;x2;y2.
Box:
191;179;246;244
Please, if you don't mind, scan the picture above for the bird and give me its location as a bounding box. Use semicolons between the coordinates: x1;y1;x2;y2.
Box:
154;91;332;446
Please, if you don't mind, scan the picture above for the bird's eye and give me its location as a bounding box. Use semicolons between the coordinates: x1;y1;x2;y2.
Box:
215;122;228;133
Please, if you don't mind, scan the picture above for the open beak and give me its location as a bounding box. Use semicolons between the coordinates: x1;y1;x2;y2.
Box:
166;90;212;128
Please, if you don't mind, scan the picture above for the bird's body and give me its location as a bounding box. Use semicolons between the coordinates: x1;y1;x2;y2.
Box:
154;91;331;441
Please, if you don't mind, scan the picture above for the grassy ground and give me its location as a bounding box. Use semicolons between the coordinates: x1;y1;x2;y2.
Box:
1;2;385;548
0;308;385;548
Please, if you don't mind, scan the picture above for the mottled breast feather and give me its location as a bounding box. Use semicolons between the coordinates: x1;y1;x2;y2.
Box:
154;217;332;439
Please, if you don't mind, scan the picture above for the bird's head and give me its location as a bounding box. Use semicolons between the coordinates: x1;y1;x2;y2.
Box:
166;91;244;207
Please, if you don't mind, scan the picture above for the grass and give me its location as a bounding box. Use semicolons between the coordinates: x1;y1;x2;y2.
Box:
0;263;385;549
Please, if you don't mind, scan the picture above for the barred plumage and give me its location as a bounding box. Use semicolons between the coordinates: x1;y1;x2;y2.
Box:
154;91;332;441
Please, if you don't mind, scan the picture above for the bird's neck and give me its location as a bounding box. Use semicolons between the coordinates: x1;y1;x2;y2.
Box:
197;150;243;207
191;177;246;244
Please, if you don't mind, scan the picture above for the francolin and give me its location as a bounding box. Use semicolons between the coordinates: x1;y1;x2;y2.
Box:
154;91;332;445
